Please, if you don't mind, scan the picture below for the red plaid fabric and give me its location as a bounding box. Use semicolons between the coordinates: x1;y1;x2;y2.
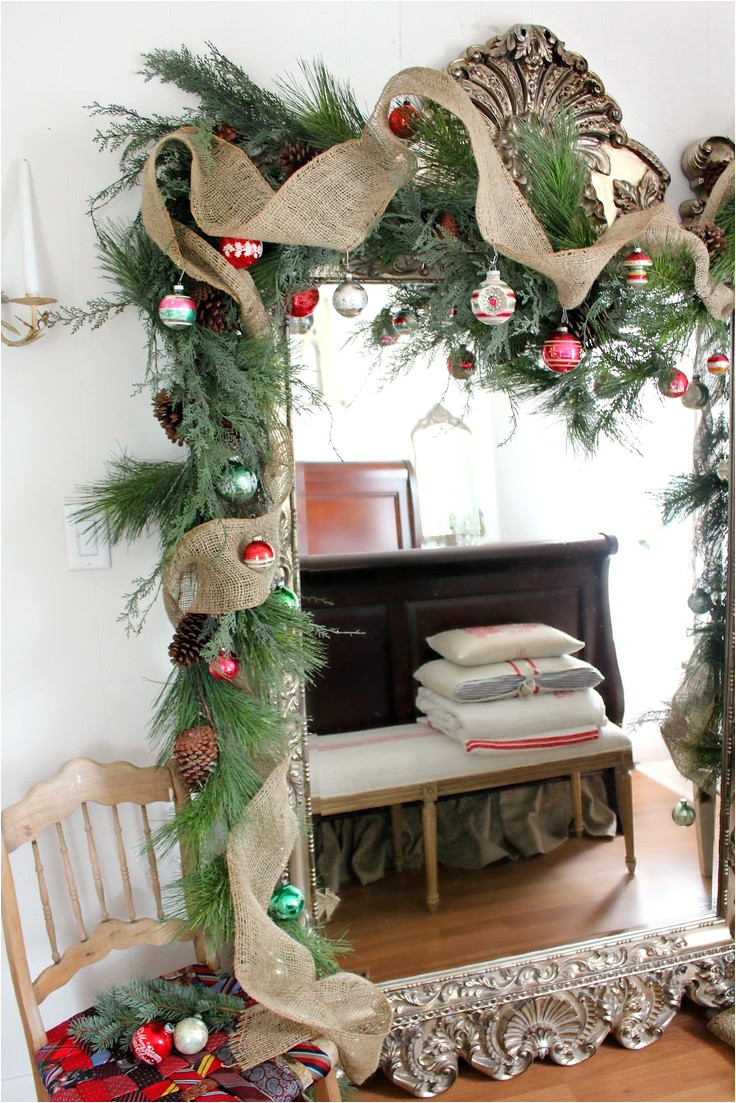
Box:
35;966;331;1102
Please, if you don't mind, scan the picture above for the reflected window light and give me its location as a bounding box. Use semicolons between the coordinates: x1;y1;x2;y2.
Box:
411;405;484;546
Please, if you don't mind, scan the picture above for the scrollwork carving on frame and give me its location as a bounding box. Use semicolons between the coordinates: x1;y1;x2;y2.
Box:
680;135;735;225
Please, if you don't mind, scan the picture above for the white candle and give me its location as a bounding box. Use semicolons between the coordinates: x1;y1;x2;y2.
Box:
19;159;40;297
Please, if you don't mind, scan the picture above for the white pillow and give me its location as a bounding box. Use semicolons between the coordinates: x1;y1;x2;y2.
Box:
426;623;584;667
414;655;603;701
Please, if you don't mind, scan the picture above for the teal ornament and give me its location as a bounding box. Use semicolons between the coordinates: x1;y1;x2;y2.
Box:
687;588;713;615
217;462;258;504
272;584;299;610
672;798;696;827
268;883;305;921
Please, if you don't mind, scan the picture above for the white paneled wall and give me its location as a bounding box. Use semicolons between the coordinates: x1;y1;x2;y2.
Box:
1;2;733;1094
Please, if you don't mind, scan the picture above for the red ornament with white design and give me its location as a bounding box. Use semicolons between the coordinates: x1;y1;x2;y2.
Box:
470;269;516;326
131;1022;174;1065
658;369;689;398
209;651;241;681
243;538;276;569
707;353;730;375
541;326;583;373
288;288;320;318
218;238;263;269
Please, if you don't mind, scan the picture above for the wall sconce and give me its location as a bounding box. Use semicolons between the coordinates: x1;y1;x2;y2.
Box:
1;160;56;347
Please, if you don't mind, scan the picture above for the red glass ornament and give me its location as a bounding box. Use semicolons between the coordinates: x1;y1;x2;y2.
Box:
707;353;730;375
209;651;241;681
131;1021;174;1065
243;538;276;569
218;238;263;269
288;288;320;318
622;249;653;286
388;100;420;139
541;326;583;373
658;369;689;398
447;348;475;380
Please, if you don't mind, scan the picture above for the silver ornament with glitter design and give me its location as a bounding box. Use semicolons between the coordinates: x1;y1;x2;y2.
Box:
470;268;516;325
332;275;369;318
173;1016;209;1055
672;798;696;827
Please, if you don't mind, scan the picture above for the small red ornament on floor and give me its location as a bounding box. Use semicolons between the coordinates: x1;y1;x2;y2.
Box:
541;325;583;373
388;99;420;139
288;288;320;318
658;369;689;398
131;1022;174;1065
209;651;241;681
706;353;730;375
218;238;263;269
243;538;276;569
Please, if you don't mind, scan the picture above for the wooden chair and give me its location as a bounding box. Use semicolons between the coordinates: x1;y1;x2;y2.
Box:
2;757;340;1102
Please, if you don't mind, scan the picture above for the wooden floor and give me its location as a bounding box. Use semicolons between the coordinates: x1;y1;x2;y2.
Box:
324;770;733;1101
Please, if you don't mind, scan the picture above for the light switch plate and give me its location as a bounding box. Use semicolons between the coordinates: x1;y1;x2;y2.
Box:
63;504;111;570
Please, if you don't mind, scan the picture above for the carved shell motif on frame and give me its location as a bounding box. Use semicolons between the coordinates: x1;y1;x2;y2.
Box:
353;25;735;1099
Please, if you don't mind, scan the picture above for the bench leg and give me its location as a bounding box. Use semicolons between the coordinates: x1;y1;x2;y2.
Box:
616;765;637;873
313;1067;341;1102
422;784;439;912
390;804;404;871
570;771;584;837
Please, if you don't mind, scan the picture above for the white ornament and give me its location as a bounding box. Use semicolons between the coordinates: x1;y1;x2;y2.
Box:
173;1015;209;1055
332;276;369;318
470;268;516;325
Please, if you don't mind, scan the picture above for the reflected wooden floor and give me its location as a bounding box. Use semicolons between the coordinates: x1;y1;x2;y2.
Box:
325;771;731;1101
325;770;714;983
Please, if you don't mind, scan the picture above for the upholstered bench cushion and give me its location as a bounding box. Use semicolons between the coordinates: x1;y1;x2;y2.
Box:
309;721;632;803
36;964;332;1102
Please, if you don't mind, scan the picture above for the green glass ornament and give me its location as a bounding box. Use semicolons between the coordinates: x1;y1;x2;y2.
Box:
672;798;696;827
272;584;299;610
217;461;258;504
268;882;305;921
687;588;713;615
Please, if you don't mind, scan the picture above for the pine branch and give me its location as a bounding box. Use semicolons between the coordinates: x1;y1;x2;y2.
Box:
275;58;367;150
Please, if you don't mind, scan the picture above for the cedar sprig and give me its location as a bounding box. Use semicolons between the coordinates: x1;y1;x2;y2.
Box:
69;975;243;1052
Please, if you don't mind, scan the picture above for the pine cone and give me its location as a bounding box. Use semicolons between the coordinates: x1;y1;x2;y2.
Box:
168;613;209;668
191;282;231;334
213;123;237;143
691;220;727;256
173;725;218;791
153;389;184;446
436;212;459;239
702;159;731;194
276;141;318;180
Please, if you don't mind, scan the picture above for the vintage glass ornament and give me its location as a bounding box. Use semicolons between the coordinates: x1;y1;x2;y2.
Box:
288;288;320;318
439;306;458;328
158;283;196;330
272;583;298;610
268;882;306;920
687;588;713;615
209;651;241;682
217;461;258;504
243;538;276;569
541;325;583;373
658;369;689;398
681;378;710;410
447;347;475;380
173;1016;209;1055
622;248;653;286
332;275;369;318
288;313;314;335
131;1021;174;1065
717;458;729;482
672;798;696;827
388;99;420;139
218;237;263;269
706;353;730;375
391;310;418;335
470;269;516;325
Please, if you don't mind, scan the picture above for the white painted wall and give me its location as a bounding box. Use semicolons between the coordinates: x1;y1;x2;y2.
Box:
1;2;733;1095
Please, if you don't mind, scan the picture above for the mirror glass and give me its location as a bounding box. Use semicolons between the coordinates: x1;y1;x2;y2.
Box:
291;286;722;982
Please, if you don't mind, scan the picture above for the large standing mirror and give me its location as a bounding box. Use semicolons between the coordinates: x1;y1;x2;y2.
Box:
287;26;733;1096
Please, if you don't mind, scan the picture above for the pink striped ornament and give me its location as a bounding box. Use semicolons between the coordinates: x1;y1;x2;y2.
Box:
471;269;516;326
158;283;197;329
541;325;583;373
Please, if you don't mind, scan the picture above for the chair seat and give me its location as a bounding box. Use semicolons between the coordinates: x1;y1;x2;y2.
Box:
35;964;333;1102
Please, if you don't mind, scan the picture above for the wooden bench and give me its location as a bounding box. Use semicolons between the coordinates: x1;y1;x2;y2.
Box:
309;722;635;911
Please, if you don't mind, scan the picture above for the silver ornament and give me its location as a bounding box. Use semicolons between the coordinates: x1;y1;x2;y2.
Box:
672;798;696;827
717;458;729;482
332;275;369;318
681;378;710;410
470;268;516;325
687;588;713;615
173;1015;209;1055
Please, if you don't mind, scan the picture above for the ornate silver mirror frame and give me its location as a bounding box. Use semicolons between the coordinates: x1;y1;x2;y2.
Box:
288;26;735;1095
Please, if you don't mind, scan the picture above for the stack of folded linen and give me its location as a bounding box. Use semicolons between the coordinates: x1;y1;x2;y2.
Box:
414;622;607;753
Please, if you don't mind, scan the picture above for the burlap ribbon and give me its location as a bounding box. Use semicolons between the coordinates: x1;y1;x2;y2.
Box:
225;758;392;1084
141;67;734;330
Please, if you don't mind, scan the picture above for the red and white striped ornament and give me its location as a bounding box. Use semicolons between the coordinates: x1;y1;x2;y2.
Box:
706;353;730;375
541;325;583;373
470;269;516;325
242;538;276;569
218;238;263;269
622;248;653;287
